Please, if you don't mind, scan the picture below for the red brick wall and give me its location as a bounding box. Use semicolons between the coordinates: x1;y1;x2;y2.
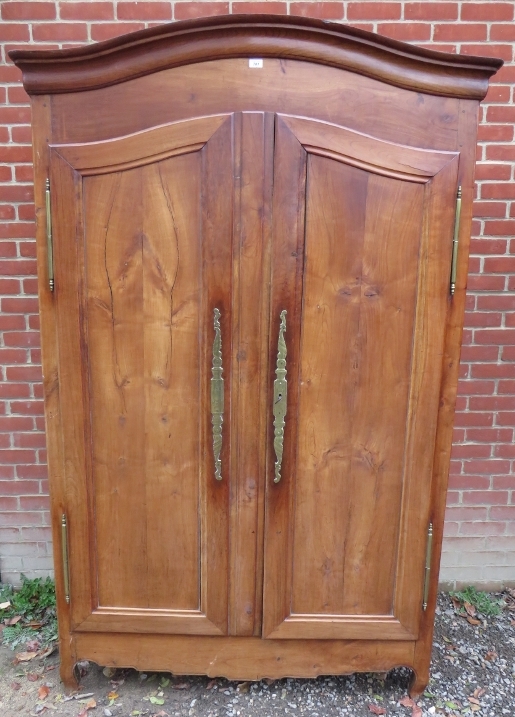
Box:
0;0;514;588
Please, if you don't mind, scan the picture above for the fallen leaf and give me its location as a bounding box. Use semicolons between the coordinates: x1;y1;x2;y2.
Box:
28;673;42;682
485;650;497;661
149;696;165;705
77;698;96;716
368;705;386;715
6;615;22;625
26;639;41;652
28;621;44;629
470;705;481;712
172;682;189;690
511;620;515;626
38;646;56;660
103;667;117;679
107;692;118;700
74;694;95;700
206;679;217;690
399;696;414;708
468;697;481;705
15;651;38;662
159;677;170;688
38;685;50;701
154;712;169;717
264;678;275;685
464;601;476;617
0;600;11;609
411;705;422;717
466;616;481;626
237;682;250;693
445;702;459;710
473;688;486;699
11;681;21;690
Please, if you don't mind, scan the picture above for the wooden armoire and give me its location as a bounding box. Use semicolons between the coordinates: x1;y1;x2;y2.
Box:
11;15;501;696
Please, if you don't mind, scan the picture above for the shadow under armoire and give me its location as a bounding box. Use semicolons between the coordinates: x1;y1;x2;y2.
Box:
10;15;502;695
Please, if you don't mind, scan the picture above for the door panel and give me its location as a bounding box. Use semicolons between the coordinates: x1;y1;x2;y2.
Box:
263;116;459;640
51;116;233;635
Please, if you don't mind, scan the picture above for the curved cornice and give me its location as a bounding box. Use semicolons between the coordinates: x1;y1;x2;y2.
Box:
9;14;503;99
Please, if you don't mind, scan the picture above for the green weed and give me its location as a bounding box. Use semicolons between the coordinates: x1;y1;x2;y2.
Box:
451;585;502;618
0;575;57;650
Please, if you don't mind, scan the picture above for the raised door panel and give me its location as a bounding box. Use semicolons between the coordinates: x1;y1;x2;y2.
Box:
263;116;459;640
50;115;233;635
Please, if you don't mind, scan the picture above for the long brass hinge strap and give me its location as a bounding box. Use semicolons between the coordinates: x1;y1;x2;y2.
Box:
422;522;434;611
45;178;54;292
61;513;70;604
450;185;462;296
211;308;224;481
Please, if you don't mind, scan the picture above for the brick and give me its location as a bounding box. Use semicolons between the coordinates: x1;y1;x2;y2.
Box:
446;506;488;521
0;382;31;398
474;329;515;346
0;349;27;365
472;362;515;378
490;23;515;41
10;401;44;415
11;127;32;146
60;2;114;20
3;331;40;348
0;481;40;498
467;274;505;291
484;256;515;273
19;495;50;511
448;475;490;490
462;3;514;21
404;3;457;20
508;276;515;291
484;220;515;236
473;201;507;218
14;432;46;448
470;238;508;254
16;464;47;479
490;506;515;520
15;166;34;183
174;3;229;20
451;443;491;458
460;345;499;362
461;44;513;61
0;106;31;124
118;2;172;20
463;490;509;505
492;476;515;489
21;527;52;541
90;22;145;41
459;520;506;536
484;85;511;104
32;22;88;42
0;22;31;41
475;163;512;181
477;124;513;142
466;428;513;443
497;412;515;426
347;3;401;20
434;24;487;42
232;1;287;12
377;22;430;41
486;145;515;161
464;458;511;473
0;146;33;164
0;206;15;221
481;183;515;200
288;2;343;20
464;312;501;327
19;206;37;223
486;535;515;550
457;378;496;393
1;2;56;20
6;366;43;381
2;298;39;313
0;449;37;465
494;443;515;458
0;168;13;182
454;412;494;427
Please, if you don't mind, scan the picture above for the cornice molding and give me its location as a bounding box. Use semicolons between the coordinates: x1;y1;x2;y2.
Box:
9;14;503;99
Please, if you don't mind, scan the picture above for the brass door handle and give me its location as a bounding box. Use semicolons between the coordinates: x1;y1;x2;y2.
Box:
211;308;224;480
273;310;287;483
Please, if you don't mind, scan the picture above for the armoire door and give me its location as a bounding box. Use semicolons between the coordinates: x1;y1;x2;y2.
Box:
49;115;235;635
263;115;460;640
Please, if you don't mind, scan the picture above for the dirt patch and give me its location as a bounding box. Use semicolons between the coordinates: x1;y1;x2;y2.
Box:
0;594;513;717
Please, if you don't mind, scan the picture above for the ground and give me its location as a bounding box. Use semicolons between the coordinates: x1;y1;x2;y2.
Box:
0;594;513;717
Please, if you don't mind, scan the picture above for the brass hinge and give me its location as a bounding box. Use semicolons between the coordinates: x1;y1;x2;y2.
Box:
45;178;54;292
422;522;434;611
61;513;70;604
450;185;462;296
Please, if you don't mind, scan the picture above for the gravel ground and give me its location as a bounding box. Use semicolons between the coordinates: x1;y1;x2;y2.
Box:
0;592;513;717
